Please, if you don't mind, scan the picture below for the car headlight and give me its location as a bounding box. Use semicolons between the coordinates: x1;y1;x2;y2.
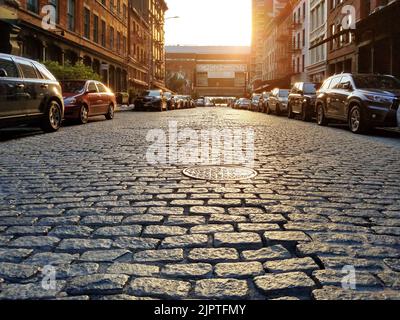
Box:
64;97;77;105
365;94;394;104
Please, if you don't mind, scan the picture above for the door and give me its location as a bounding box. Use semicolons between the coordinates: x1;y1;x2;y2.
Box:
293;83;302;113
325;76;342;118
86;81;101;115
13;58;44;115
336;76;353;120
96;82;110;114
0;56;26;119
270;90;277;111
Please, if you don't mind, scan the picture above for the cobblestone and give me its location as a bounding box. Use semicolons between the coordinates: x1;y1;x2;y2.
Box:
214;262;264;278
194;279;249;299
264;257;320;274
188;248;239;263
1;108;400;300
214;232;262;249
129;277;191;299
254;272;316;297
161;263;213;278
66;274;129;295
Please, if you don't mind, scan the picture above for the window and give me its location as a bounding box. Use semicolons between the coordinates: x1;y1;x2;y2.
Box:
67;0;76;31
101;20;106;47
0;58;19;78
33;63;56;81
110;27;114;49
329;77;341;89
87;82;98;93
27;0;39;14
15;60;39;79
93;15;99;43
84;8;90;39
96;83;108;93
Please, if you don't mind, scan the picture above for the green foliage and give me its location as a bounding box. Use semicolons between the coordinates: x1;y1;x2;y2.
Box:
43;61;102;81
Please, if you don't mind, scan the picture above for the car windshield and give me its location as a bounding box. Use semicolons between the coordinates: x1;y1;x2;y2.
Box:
142;90;161;97
353;75;400;90
61;81;86;94
164;92;171;98
279;90;289;97
303;83;317;94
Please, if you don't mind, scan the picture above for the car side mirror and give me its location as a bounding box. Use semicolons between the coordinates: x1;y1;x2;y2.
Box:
0;68;8;77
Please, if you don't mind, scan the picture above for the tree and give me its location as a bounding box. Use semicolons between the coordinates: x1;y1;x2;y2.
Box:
43;61;102;81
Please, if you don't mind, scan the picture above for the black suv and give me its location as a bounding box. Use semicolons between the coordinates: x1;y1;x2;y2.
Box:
134;89;167;112
288;82;319;121
316;73;400;133
0;54;64;132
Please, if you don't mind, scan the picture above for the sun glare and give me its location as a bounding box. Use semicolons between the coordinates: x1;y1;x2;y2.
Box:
165;0;252;46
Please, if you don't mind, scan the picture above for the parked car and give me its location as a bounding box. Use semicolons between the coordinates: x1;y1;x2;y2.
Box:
316;73;400;133
288;82;319;121
172;95;183;109
250;94;261;112
183;95;195;108
266;88;290;115
0;54;64;132
163;92;175;110
134;89;167;112
259;92;271;113
62;80;116;124
195;98;205;107
205;97;215;107
236;98;251;110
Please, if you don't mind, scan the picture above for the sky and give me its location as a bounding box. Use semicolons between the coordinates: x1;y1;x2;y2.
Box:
164;0;252;46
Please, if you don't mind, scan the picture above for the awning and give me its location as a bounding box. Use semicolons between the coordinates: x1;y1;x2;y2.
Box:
0;4;19;25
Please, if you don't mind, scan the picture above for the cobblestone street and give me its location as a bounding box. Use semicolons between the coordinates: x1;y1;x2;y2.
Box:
0;107;400;300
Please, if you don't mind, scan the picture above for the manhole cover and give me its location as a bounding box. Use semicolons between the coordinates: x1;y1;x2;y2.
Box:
183;165;258;181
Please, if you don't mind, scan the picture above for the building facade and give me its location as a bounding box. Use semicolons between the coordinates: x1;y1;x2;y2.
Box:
0;0;168;92
356;0;400;78
326;0;360;75
257;0;293;91
307;0;327;83
251;0;267;87
291;0;310;83
166;46;250;97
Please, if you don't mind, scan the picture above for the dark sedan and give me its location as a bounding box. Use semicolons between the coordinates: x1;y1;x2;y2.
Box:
0;54;64;132
134;90;167;112
316;73;400;133
288;82;319;121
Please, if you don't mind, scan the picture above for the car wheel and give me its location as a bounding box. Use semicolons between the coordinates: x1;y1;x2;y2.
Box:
41;100;62;132
105;104;114;120
301;104;311;122
349;105;369;134
288;103;294;119
79;105;89;124
317;104;328;126
266;103;271;114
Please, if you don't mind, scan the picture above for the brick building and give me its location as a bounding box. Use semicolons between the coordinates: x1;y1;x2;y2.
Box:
356;0;400;77
166;46;250;97
0;0;168;92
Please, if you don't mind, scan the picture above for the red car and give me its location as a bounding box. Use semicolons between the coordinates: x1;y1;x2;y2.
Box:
61;80;116;124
